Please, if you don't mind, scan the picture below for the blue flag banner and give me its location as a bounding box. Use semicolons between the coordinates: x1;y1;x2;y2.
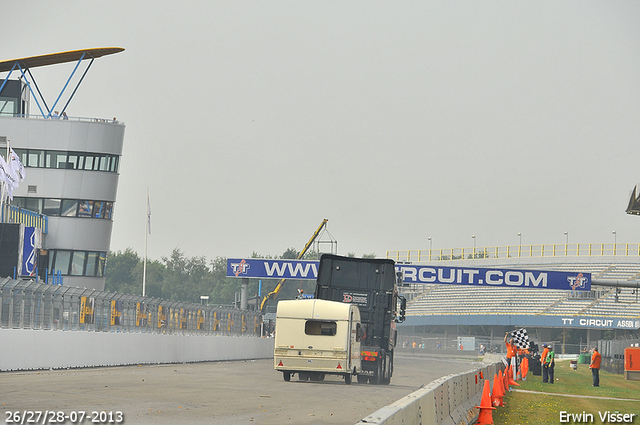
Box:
226;259;591;291
397;264;591;291
227;259;319;280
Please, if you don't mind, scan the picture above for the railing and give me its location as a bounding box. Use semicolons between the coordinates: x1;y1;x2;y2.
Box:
387;243;640;263
0;113;123;125
1;205;48;234
0;277;261;336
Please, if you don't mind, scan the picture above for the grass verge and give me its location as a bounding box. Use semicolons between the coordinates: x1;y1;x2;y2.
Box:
492;360;640;425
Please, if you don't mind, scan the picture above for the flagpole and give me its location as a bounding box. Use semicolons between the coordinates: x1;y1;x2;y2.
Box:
1;140;9;222
143;186;149;296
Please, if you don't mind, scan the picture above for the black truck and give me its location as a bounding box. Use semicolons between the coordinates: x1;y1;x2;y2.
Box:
314;254;406;384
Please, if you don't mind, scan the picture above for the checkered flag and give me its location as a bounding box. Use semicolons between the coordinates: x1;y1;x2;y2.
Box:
510;328;530;349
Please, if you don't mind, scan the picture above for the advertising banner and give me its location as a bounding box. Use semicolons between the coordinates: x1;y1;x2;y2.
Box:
21;227;41;277
180;308;188;330
110;300;123;326
403;314;640;330
197;310;204;330
227;259;591;291
79;297;95;324
136;302;147;327
227;258;318;280
158;305;167;328
397;264;591;291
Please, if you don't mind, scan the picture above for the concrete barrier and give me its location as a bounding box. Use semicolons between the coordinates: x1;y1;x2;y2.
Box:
356;362;502;425
0;329;274;371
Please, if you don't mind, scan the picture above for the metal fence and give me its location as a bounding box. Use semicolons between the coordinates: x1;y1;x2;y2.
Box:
0;277;262;336
387;243;640;262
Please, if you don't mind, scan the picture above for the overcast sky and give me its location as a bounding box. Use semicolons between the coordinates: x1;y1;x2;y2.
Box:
2;1;640;261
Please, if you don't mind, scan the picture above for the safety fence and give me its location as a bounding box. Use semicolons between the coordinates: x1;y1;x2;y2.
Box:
0;277;261;336
399;335;602;356
387;243;640;263
598;337;640;374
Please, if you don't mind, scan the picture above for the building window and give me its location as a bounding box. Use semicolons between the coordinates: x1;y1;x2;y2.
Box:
83;155;95;171
61;200;78;217
48;250;107;277
12;198;42;214
85;252;99;277
70;252;86;276
43;199;61;216
93;201;104;218
13;148;120;173
13;197;114;220
28;150;44;167
52;250;72;275
78;200;93;218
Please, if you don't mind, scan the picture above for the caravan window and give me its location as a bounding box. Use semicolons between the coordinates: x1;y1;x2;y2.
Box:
305;320;337;336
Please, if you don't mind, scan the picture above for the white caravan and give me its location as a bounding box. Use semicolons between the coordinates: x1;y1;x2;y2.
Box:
274;299;361;384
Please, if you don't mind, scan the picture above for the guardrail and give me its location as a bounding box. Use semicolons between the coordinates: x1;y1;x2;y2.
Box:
0;277;261;336
356;360;502;425
1;205;48;234
387;243;640;263
1;113;123;125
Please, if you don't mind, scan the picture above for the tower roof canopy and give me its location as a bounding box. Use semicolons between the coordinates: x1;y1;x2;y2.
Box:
0;47;124;73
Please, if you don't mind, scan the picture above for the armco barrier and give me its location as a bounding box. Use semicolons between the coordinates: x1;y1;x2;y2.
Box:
0;329;275;371
357;362;502;425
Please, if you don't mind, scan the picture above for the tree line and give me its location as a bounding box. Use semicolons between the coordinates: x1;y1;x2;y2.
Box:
105;248;375;306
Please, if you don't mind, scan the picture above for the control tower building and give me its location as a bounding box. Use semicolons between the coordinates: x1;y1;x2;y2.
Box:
0;48;125;290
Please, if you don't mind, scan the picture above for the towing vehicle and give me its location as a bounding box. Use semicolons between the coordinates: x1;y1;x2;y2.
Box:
314;254;406;384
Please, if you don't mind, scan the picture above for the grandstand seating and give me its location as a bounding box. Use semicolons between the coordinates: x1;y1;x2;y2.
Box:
405;263;640;319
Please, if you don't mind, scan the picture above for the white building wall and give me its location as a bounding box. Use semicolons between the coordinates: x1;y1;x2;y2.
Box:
0;115;125;291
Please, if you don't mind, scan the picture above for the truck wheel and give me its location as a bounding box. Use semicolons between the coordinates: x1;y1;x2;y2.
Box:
283;371;291;382
357;375;368;384
298;372;309;382
344;374;352;385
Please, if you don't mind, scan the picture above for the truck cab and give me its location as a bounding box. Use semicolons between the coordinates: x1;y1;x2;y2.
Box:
314;254;406;384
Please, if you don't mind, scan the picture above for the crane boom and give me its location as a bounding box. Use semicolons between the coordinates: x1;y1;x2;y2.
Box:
260;219;328;312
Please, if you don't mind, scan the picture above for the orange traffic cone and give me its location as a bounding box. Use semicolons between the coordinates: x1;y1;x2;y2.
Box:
502;368;508;392
507;365;520;388
521;357;529;380
475;379;496;424
491;373;504;407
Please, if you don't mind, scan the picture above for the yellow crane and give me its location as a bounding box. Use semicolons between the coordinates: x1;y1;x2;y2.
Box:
260;219;328;313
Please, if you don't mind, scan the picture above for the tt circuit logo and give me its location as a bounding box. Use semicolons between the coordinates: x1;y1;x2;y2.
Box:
567;273;588;290
230;260;250;277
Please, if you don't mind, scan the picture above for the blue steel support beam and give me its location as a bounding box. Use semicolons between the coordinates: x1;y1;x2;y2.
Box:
0;63;18;97
16;63;47;119
61;58;94;115
26;68;51;116
47;52;85;118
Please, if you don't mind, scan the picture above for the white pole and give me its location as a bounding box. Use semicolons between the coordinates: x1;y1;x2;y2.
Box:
143;186;149;296
0;181;6;223
1;140;10;222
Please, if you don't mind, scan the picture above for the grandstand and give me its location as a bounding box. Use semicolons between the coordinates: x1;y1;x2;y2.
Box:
404;262;640;319
391;244;640;353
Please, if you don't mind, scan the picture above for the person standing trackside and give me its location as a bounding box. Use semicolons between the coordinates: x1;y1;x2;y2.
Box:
590;347;601;387
544;344;555;383
504;332;517;374
540;343;550;383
